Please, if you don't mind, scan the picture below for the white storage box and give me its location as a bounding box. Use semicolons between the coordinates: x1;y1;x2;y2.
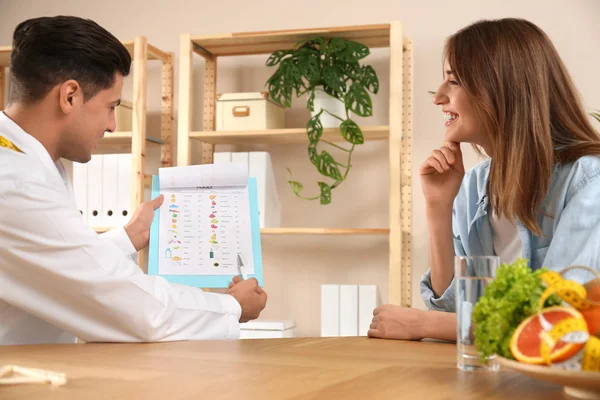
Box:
240;319;296;339
115;99;132;131
216;92;285;131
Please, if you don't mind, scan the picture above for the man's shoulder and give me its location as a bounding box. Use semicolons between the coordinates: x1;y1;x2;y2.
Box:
0;148;49;189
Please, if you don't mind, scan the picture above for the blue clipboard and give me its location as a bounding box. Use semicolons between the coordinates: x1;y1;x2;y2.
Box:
147;175;263;288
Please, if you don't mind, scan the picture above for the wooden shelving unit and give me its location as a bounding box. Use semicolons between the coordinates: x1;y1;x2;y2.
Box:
0;37;175;262
177;23;413;306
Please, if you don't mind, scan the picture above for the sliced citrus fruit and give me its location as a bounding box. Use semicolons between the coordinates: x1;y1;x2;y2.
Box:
510;306;586;365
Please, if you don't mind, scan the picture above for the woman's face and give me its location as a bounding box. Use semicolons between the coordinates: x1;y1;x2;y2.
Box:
433;59;489;151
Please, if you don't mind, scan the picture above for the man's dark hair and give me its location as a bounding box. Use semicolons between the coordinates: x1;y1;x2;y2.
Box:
9;15;131;104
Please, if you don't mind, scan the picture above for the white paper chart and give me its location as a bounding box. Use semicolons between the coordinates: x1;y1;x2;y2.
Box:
157;163;254;276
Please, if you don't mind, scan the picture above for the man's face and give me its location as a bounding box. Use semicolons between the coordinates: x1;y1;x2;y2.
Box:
61;73;123;163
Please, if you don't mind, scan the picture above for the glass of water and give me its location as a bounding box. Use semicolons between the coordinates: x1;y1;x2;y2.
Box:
455;255;500;372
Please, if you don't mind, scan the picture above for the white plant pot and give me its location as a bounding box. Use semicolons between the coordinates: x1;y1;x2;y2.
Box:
311;88;346;128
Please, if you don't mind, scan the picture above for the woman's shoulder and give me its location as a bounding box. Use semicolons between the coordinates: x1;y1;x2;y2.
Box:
460;158;491;193
554;155;600;201
465;158;492;179
567;155;600;173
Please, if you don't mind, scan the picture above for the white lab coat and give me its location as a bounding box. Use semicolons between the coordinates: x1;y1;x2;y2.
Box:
0;112;242;345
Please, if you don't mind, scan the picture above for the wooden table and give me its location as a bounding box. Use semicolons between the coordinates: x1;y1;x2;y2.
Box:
0;337;563;399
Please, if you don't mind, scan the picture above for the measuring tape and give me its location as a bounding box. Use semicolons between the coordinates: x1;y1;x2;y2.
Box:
0;136;23;153
539;312;588;365
537;271;600;371
538;271;593;310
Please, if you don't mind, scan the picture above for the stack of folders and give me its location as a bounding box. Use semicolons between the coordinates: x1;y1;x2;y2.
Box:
213;152;281;228
321;284;379;337
72;154;132;229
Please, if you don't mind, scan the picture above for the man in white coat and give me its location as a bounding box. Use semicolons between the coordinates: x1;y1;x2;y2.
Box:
0;16;267;345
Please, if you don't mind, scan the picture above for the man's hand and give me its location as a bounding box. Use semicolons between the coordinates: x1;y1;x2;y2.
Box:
227;276;267;323
368;304;427;341
124;194;163;251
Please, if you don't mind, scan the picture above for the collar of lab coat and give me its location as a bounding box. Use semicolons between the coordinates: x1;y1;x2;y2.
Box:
0;111;70;190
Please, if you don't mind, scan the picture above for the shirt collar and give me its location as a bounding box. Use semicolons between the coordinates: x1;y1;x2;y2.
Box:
0;111;66;185
476;160;491;207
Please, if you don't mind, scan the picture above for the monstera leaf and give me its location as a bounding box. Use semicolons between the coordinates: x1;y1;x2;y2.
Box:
313;151;343;181
345;82;373;117
306;112;323;143
318;182;332;205
340;119;364;144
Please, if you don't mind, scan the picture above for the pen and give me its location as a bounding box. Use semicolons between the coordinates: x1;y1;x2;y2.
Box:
237;253;248;280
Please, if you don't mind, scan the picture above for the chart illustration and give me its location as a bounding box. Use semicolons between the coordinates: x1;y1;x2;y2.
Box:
157;186;253;276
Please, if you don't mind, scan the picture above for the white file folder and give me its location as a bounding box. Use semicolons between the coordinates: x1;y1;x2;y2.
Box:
340;285;359;336
72;161;88;223
102;154;119;227
86;155;103;227
117;153;132;226
231;151;249;166
248;152;280;228
213;151;281;228
321;284;340;337
358;285;379;336
213;152;231;163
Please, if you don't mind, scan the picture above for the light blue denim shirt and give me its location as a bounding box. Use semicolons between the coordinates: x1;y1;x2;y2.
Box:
420;155;600;312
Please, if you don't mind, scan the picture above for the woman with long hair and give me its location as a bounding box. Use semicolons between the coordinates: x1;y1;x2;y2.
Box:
368;18;600;341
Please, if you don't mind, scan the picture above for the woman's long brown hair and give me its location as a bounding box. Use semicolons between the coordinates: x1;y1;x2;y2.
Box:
445;18;600;236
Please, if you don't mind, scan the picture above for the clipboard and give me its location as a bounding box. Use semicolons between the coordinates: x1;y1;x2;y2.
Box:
148;174;263;288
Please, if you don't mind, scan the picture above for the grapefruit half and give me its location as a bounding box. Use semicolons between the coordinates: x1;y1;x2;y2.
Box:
510;306;586;365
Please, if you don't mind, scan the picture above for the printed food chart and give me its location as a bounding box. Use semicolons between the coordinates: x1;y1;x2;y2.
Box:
156;163;254;277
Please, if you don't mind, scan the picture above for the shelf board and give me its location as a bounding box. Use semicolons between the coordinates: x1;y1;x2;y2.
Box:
191;23;394;57
190;126;389;145
260;228;389;235
93;227;389;235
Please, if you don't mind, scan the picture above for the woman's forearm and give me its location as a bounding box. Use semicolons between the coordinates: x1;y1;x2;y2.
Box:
426;204;456;297
423;310;457;341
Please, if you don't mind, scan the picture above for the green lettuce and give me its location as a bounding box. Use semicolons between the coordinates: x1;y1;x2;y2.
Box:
472;258;561;360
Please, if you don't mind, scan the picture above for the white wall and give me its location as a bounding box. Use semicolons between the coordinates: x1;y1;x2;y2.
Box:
1;0;598;336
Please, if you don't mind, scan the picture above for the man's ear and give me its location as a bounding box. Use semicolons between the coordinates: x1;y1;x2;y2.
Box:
59;80;82;114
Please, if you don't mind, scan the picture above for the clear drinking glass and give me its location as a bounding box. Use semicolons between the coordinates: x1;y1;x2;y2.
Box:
455;255;500;372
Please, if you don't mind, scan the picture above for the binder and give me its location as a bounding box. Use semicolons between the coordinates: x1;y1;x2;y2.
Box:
86;155;103;227
339;285;359;336
358;285;379;336
214;151;281;228
72;161;88;223
116;154;132;226
321;284;340;337
213;152;231;163
248;152;280;228
231;151;249;166
101;154;119;227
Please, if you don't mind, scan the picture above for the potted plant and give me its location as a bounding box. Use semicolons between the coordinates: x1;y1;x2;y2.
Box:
265;37;379;204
